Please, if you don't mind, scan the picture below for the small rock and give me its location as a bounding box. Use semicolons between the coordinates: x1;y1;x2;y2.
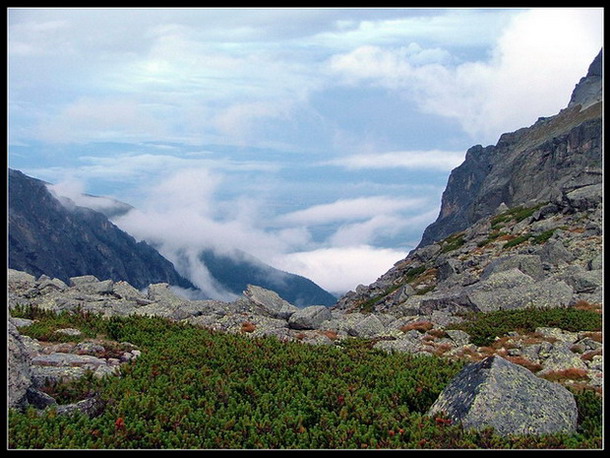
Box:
10;317;35;328
55;328;82;337
537;343;588;375
26;388;57;409
535;327;579;344
445;329;470;347
31;353;106;368
55;396;104;418
74;342;106;355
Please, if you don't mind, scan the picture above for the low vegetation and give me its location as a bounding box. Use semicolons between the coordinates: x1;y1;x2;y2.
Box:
491;203;545;230
9;308;602;449
440;232;466;254
448;307;602;348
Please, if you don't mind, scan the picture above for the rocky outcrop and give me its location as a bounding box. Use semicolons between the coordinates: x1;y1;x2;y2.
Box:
427;355;578;436
244;284;299;319
568;49;602;109
8;315;141;414
417;49;602;248
335;192;602;315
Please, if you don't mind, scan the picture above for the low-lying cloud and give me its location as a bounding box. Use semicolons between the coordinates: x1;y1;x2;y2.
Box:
277;195;427;226
324;149;466;171
46;166;433;298
271;245;408;295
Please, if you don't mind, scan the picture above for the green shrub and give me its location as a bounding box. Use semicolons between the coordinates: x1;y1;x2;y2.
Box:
477;231;507;247
441;233;465;253
574;389;603;439
491;203;545;230
12;306;105;342
502;234;532;249
531;229;556;245
8;309;602;449
405;265;427;282
448;307;602;347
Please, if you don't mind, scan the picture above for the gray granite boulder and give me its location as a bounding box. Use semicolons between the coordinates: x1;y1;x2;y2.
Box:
427;355;578;436
243;284;299;320
481;255;545;281
288;305;332;330
466;276;573;312
563;184;602;211
69;275;114;295
348;314;386;338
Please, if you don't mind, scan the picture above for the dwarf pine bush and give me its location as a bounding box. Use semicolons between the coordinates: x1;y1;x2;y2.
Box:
9;310;602;449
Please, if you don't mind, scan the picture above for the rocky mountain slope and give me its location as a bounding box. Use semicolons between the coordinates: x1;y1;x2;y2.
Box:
8;169;195;291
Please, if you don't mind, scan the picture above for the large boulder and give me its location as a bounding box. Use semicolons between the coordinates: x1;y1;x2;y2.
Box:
466;275;573;312
288;305;332;330
480;255;544;281
427;355;578;436
69;275;114;295
563;184;602;211
348;314;386;338
243;284;299;320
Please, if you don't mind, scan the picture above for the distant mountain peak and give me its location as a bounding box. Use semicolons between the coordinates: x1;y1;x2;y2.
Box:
568;49;602;110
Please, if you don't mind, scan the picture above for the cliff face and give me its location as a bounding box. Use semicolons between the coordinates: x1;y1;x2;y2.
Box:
336;50;603;315
8;169;195;291
417;49;602;249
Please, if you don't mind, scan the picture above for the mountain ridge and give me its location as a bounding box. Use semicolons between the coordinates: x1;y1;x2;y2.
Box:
8;168;196;291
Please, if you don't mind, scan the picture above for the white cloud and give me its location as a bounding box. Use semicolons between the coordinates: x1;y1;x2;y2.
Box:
329;8;603;145
273;245;408;294
277;196;426;226
46;179;131;215
328;214;409;247
326;149;466;171
212;100;295;143
26;153;282;192
9;19;71;56
312;9;516;51
36;97;167;144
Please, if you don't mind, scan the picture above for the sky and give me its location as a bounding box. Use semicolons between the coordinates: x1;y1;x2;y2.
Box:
8;7;603;296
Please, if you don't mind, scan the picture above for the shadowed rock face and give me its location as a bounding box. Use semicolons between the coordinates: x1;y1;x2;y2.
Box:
8;169;195;291
427;355;578;436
